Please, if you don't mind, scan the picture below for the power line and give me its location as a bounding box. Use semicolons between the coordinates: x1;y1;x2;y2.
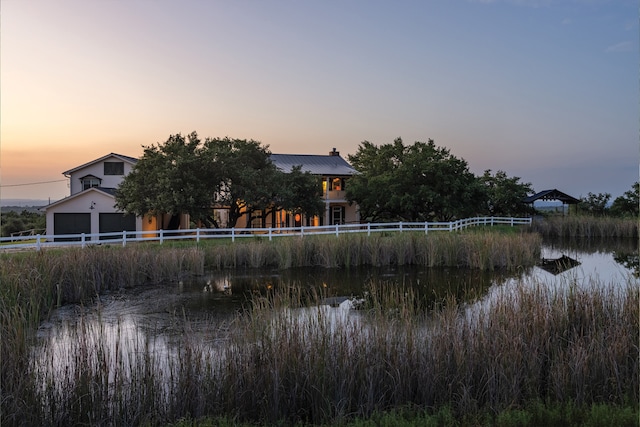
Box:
0;179;68;188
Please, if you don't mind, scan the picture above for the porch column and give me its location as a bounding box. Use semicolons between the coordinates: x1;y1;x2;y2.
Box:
325;176;331;225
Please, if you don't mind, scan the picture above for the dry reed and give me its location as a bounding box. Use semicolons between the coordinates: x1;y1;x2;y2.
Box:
18;276;639;426
0;230;570;426
531;216;638;239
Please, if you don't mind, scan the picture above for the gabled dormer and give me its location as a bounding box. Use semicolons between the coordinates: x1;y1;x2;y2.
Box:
79;174;102;191
63;153;137;195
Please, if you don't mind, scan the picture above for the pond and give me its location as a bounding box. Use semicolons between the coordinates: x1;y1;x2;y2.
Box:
33;237;638;388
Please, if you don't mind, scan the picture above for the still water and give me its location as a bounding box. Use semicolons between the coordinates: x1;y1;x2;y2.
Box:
33;238;638;381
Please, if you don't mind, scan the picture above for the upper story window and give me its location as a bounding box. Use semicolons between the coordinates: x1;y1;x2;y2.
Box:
81;175;101;191
104;161;124;175
330;178;345;191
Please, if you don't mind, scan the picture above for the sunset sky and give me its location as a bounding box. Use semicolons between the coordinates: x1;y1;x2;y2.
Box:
1;0;637;203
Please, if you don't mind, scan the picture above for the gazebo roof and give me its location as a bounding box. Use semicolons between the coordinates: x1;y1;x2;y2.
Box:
522;189;580;204
538;255;581;275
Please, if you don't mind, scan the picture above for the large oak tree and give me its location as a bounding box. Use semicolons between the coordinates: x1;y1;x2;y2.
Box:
346;138;484;222
115;132;324;229
115;132;216;228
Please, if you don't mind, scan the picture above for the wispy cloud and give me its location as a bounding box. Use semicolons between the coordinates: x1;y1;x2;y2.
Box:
605;41;634;52
561;17;572;25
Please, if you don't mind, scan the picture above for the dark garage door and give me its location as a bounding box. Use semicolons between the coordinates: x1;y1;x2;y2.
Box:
99;213;136;240
54;213;91;241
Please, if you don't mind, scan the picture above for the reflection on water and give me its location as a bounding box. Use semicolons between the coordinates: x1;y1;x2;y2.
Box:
33;238;638;395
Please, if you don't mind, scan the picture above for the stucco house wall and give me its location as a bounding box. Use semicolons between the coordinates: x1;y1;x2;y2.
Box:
64;153;137;195
44;188;143;240
43;153;140;240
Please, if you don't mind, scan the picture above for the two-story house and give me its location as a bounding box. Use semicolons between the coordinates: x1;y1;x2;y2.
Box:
43;149;359;239
267;148;359;227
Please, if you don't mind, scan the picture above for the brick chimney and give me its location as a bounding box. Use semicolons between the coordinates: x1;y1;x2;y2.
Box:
329;148;340;156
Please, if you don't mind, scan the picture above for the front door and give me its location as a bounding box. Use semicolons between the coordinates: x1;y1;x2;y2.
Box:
331;206;344;225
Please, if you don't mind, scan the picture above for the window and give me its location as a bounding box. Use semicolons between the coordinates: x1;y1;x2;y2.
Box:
330;178;345;191
104;161;124;175
81;176;101;191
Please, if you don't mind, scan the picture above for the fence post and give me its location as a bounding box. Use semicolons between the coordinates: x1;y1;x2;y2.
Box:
511;217;514;226
425;222;428;235
122;230;127;247
160;229;164;244
196;228;200;243
81;233;86;248
232;228;235;243
300;225;304;238
399;222;403;233
335;224;339;237
268;227;272;241
367;223;371;236
36;234;42;251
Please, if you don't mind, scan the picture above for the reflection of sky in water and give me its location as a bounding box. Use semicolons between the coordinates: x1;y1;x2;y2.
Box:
469;245;638;324
532;246;636;288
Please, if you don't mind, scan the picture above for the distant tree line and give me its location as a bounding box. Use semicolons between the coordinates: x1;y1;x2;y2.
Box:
0;209;46;237
577;183;639;218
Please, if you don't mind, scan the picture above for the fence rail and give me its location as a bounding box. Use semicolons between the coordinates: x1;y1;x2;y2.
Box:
0;216;532;251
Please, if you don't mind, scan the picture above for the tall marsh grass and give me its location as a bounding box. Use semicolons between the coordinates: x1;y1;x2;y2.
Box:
0;230;541;425
203;232;542;270
23;277;639;426
531;216;638;239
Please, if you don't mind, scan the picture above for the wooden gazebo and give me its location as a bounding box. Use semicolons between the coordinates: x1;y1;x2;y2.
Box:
523;189;580;215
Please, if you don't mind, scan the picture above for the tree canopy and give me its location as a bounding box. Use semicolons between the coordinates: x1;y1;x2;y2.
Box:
579;192;611;216
609;182;639;217
346;138;484;222
115;132;324;228
115;132;215;227
478;169;533;217
0;209;45;237
203;136;279;228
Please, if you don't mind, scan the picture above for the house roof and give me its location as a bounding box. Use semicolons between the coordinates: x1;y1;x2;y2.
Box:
62;153;138;176
522;189;580;204
41;187;117;210
270;153;358;176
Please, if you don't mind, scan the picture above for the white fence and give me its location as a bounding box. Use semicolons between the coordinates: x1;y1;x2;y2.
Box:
0;216;532;251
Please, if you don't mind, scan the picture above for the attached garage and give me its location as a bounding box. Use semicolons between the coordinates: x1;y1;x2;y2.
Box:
43;187;142;241
99;213;136;240
54;213;91;241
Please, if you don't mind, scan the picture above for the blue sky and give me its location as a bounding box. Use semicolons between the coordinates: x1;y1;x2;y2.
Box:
1;0;637;202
